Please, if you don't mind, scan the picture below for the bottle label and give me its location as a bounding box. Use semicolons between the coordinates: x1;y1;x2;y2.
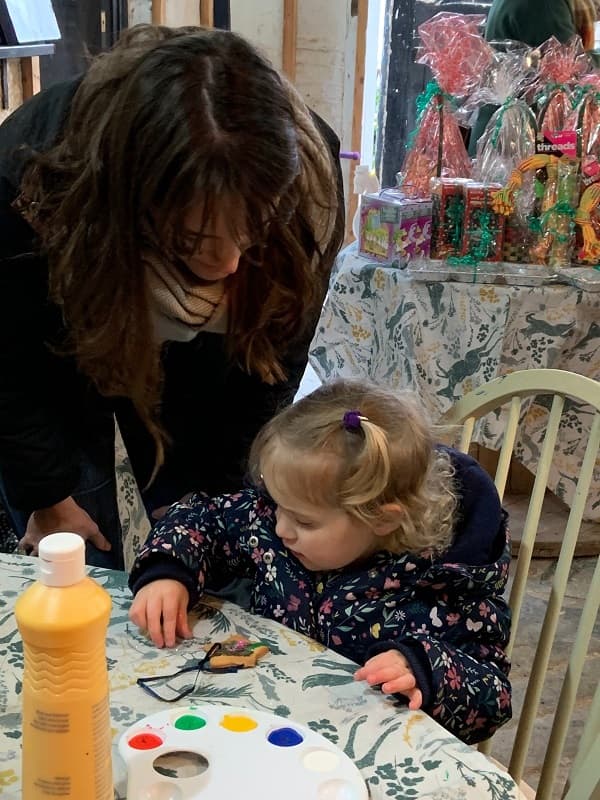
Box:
92;696;113;799
34;776;70;795
32;709;70;733
23;695;113;798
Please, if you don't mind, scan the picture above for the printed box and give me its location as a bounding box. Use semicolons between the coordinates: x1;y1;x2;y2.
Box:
461;182;505;263
430;178;470;260
358;190;432;263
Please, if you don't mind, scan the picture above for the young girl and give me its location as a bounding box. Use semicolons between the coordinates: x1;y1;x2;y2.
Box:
129;380;512;745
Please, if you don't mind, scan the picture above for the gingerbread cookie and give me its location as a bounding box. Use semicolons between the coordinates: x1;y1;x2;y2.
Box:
205;635;270;669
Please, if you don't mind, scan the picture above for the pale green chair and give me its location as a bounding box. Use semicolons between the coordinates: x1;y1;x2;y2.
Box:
562;682;600;799
442;368;600;800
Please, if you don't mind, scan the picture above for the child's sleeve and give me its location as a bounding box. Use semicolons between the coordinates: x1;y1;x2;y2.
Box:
128;490;263;604
366;522;512;745
367;598;512;744
369;590;512;744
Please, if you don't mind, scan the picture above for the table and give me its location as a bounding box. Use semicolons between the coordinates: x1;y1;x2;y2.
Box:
310;246;600;522
0;554;520;799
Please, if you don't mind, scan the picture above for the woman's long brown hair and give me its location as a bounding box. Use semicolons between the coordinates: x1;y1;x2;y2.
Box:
20;24;343;468
572;0;597;50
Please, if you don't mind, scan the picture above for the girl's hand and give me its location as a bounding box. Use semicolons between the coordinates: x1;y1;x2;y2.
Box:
129;579;193;648
354;650;423;710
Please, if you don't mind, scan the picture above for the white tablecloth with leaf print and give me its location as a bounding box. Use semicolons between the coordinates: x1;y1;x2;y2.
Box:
0;554;519;799
309;247;600;521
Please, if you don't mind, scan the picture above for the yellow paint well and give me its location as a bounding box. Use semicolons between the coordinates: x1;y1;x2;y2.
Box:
220;714;258;732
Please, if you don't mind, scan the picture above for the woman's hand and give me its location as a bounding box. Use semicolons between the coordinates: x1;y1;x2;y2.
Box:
129;579;193;648
354;650;423;710
18;496;111;556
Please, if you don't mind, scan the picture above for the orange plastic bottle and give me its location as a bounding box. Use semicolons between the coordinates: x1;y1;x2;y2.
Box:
15;532;113;799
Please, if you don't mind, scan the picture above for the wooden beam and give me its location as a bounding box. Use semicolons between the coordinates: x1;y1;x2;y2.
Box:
152;0;166;25
347;0;368;242
199;0;214;27
20;56;40;101
282;0;297;82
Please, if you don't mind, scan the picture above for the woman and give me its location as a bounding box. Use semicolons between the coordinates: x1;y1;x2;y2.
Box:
0;25;344;568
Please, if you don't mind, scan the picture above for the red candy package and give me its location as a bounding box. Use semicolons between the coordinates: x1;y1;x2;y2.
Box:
398;12;493;199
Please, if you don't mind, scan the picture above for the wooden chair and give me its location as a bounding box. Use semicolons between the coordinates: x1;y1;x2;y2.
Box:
442;369;600;799
562;682;600;799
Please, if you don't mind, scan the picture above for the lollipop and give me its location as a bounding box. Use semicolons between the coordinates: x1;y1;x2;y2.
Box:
536;36;591;131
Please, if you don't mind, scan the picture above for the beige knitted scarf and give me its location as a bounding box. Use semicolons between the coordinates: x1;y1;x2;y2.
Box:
145;252;228;342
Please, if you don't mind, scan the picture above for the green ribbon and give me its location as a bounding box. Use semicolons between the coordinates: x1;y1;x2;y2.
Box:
445;195;465;249
535;82;571;107
448;208;502;281
416;81;450;118
491;95;515;148
527;214;543;235
406;80;456;150
540;200;576;242
570;83;600;109
447;252;481;282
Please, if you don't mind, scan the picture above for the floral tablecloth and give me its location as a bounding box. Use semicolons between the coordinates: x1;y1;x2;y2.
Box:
309;247;600;521
0;554;520;799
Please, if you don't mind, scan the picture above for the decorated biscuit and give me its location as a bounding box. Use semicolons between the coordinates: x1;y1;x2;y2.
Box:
205;635;270;669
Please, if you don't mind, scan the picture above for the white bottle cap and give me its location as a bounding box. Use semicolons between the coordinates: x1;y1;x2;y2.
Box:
38;532;86;587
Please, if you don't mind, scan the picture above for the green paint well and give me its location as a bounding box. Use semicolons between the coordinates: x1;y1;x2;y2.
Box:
175;715;207;731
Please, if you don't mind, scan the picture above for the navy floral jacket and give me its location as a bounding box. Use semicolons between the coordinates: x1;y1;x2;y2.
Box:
130;449;512;744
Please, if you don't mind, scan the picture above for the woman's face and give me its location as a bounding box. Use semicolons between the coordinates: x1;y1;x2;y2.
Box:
178;204;246;282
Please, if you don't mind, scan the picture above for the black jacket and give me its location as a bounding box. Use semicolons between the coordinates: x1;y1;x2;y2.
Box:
0;78;343;511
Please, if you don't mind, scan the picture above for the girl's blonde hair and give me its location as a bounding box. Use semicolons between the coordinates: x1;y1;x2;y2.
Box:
249;380;458;556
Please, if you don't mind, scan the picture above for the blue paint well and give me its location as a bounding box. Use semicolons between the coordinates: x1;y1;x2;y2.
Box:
267;727;304;747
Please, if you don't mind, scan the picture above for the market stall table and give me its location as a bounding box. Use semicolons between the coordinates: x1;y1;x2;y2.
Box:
310;246;600;524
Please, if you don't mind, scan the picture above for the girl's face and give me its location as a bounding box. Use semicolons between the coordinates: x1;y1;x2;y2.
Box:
268;485;383;572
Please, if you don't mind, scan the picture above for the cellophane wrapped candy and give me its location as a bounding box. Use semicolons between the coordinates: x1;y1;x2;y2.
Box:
567;74;600;179
473;48;537;186
398;12;493;199
471;48;538;262
536;36;590;131
575;182;600;265
529;157;579;267
568;76;600;264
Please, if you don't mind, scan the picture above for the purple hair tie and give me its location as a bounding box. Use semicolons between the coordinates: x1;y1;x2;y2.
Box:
342;410;368;431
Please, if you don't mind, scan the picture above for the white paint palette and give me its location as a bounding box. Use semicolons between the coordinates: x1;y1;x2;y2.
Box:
118;704;369;800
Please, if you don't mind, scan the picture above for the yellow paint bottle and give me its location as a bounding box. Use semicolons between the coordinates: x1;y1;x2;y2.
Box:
15;532;113;799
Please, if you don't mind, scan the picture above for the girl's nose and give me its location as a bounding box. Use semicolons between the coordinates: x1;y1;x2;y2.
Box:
275;511;294;542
